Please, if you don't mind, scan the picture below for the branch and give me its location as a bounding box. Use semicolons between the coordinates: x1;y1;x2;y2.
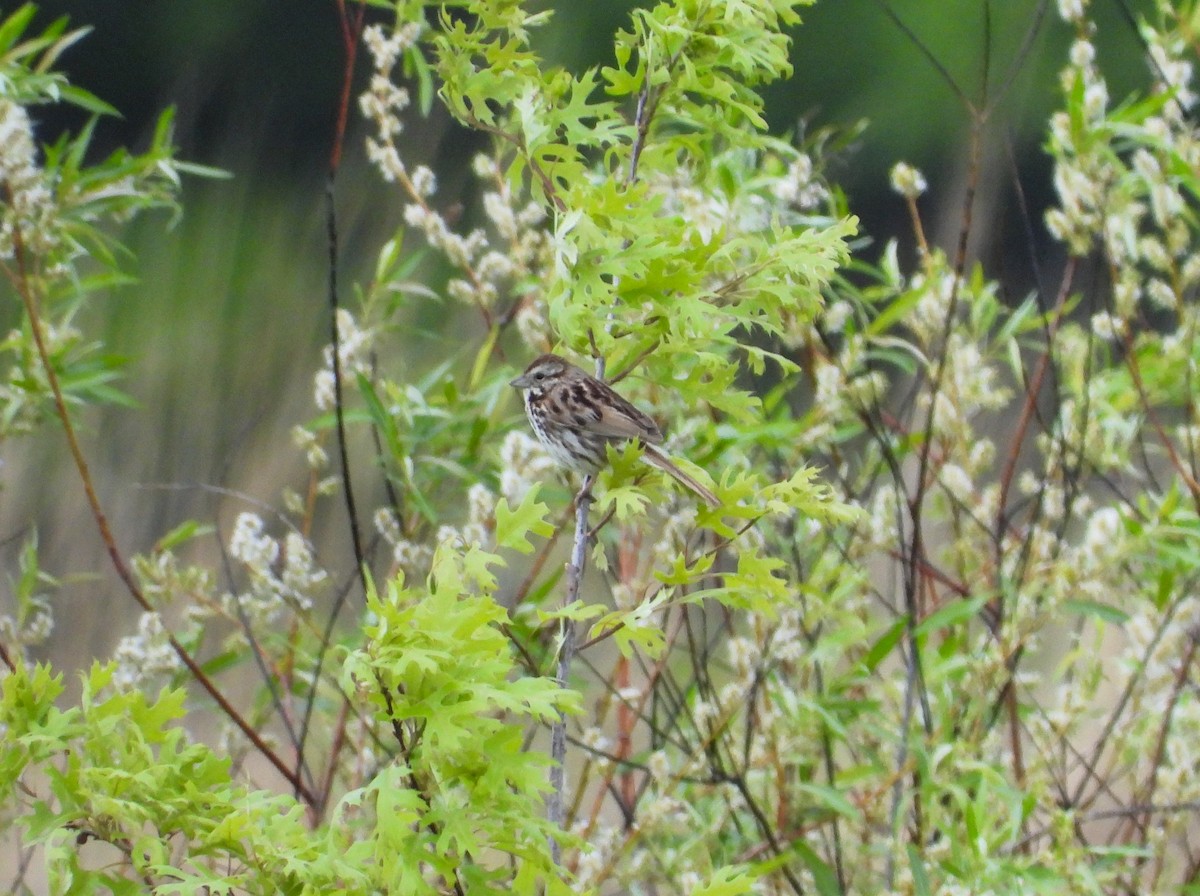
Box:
547;476;593;864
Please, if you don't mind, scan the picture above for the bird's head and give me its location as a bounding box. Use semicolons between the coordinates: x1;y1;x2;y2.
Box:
509;353;572;395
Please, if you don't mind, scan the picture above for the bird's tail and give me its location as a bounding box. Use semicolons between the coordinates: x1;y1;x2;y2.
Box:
642;444;721;508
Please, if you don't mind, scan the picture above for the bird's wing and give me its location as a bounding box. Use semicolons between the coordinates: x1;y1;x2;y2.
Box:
590;400;663;443
559;378;664;444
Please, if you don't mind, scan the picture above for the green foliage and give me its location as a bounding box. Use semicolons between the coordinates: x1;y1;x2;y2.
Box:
1;621;573;894
415;0;854;410
341;549;580;893
0;3;204;437
8;0;1200;893
2;663;353;895
493;485;554;552
0;4;112;112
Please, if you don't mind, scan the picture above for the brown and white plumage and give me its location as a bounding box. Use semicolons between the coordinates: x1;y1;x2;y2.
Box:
510;354;720;507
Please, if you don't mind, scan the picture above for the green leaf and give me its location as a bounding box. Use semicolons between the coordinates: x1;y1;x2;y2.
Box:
908;844;933;896
690;864;758;896
494;486;553;553
152;520;213;553
1062;599;1129;626
791;841;841;896
860;617;906;672
914;592;992;637
357;372;402;456
795;782;862;822
0;4;38;56
55;82;118;116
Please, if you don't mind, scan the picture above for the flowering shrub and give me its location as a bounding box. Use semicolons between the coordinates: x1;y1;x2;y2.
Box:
3;0;1200;893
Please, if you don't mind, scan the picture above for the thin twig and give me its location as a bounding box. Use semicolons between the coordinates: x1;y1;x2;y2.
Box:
547;475;593;864
295;0;370;813
214;515;317;800
885;36;988;880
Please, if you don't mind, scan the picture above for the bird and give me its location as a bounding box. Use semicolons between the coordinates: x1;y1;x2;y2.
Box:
510;353;720;507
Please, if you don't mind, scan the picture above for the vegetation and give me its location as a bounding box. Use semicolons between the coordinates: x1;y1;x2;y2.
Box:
3;0;1200;893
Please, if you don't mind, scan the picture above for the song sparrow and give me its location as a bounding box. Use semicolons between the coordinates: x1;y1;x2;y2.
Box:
510;353;720;507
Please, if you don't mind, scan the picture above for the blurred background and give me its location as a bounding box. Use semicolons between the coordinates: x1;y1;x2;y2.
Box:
3;0;1154;666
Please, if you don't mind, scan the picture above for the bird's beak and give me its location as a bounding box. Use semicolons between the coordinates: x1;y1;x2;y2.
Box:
510;372;531;389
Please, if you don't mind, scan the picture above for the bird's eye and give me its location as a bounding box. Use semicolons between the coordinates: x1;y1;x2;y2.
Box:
535;371;545;379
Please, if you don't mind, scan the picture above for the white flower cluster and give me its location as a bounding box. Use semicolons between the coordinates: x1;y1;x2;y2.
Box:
359;23;423;184
773;152;830;210
926;335;1009;441
0;99;57;262
648;146;831;253
646;165;729;244
224;512;327;626
498;430;557;505
363;21;493;306
889;161;927;200
0;316;84;433
809;344;885;431
112;612;181;690
0;600;52;651
134;550;216;619
1056;0;1087;24
649;499;703;564
291;424;329;471
361;25;554;325
573;823;619;888
1047;13;1200;329
863;483;903;554
1079;506;1122;571
1148;36;1197;112
375;484;497;580
1089;310;1125;342
437;483;496;551
1106;598;1200;820
313;309;374;412
403;203;488;277
904;268;956;342
1044;32;1111;255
